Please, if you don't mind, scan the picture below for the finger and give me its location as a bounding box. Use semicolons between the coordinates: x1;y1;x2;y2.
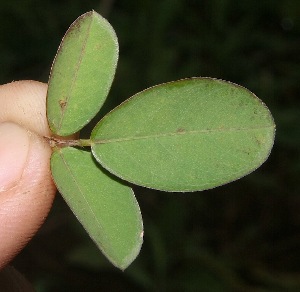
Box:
0;81;56;268
0;80;51;136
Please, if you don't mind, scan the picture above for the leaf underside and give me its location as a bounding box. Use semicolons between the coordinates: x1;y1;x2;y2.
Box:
50;147;143;270
46;11;119;136
91;78;275;192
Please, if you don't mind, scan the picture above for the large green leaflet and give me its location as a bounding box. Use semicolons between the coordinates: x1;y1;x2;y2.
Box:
91;78;275;192
47;11;118;136
50;147;143;270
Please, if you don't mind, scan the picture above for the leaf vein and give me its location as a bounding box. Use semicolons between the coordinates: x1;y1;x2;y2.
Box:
58;151;104;232
58;16;94;131
93;125;274;144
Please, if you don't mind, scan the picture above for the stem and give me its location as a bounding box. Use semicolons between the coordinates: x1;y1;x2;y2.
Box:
78;139;92;147
44;136;92;148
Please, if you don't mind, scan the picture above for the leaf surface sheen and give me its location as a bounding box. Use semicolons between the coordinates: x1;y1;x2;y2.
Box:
91;78;275;192
47;11;118;136
50;147;143;270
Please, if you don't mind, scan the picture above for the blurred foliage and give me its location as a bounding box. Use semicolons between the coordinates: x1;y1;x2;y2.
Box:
1;0;300;291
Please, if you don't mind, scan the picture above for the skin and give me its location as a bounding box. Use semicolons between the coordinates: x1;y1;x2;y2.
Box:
0;80;56;269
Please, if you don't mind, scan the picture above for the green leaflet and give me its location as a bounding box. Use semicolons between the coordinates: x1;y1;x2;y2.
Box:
50;147;143;270
47;11;118;136
91;78;275;192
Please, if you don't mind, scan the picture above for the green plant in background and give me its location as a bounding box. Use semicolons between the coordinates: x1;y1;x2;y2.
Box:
46;11;275;270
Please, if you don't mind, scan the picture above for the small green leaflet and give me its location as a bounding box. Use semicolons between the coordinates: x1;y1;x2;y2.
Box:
47;11;118;136
50;147;143;270
91;78;275;192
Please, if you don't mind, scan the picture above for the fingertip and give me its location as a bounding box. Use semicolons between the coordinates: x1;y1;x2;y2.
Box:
0;80;49;136
0;122;30;192
0;125;56;268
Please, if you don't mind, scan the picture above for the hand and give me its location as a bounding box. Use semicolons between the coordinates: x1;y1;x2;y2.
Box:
0;80;56;269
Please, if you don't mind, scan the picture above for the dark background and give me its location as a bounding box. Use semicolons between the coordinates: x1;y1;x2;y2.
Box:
1;0;300;291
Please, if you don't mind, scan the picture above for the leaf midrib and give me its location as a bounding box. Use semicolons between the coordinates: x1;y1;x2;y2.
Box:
56;150;115;263
58;150;104;233
92;124;275;144
57;15;93;131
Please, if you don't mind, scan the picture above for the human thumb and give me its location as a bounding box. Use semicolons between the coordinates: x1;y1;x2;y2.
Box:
0;122;56;268
0;123;29;192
